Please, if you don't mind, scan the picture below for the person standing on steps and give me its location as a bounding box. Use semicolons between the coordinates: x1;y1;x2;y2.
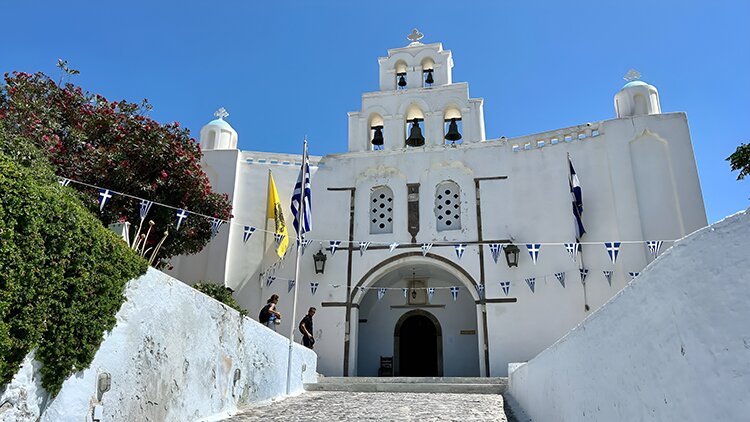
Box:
299;307;316;349
259;294;282;331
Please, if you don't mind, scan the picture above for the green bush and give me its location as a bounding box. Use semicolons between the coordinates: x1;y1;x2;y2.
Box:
0;129;147;394
193;283;247;316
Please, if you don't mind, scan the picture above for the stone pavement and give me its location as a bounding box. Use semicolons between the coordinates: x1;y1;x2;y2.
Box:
224;391;507;421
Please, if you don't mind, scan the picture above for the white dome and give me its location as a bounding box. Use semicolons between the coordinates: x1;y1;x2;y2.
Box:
200;109;238;150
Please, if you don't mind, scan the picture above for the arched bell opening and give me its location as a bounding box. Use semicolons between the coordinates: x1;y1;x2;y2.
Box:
421;57;435;87
405;105;425;147
395;60;408;90
444;107;463;145
369;113;385;150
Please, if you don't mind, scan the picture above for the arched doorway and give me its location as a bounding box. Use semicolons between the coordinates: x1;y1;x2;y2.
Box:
394;310;443;376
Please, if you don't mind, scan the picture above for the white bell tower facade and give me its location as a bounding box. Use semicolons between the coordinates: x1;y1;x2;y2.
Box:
348;29;486;152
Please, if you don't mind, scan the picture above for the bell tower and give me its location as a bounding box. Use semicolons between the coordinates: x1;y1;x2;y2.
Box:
347;30;486;152
614;69;662;118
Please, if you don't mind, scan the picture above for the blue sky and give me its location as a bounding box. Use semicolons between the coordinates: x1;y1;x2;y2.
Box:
1;0;747;222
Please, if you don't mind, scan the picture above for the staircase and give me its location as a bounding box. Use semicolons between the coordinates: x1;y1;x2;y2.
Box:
304;377;507;394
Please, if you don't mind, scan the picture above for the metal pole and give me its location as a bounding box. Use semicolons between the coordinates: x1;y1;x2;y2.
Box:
285;138;307;395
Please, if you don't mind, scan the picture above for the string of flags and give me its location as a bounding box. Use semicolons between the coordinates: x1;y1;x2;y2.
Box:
59;176;674;266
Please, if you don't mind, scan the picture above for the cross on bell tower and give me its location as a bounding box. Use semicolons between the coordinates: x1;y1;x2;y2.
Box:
214;107;229;120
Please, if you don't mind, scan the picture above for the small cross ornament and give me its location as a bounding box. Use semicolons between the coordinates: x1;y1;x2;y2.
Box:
214;107;229;119
407;28;424;43
623;69;641;82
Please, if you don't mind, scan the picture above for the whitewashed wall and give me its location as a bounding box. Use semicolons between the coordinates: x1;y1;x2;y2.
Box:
0;268;317;422
508;209;749;421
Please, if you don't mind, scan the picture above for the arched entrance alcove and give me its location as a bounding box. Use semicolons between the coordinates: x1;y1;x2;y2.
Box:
394;309;443;376
351;252;483;377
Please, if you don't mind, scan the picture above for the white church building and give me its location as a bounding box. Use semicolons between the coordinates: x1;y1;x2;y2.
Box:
168;31;707;378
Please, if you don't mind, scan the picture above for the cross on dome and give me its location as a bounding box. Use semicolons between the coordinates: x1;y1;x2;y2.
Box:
623;69;641;82
214;107;229;120
407;28;424;43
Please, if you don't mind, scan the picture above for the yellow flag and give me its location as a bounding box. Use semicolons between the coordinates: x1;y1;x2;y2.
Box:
267;173;288;257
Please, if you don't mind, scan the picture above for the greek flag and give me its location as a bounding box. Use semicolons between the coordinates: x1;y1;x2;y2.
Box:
274;233;286;249
402;287;409;298
555;272;566;288
454;244;466;260
243;226;256;243
427;287;435;302
210;218;225;239
421;243;433;256
288;279;296;293
175;209;189;231
266;275;276;287
568;155;586;241
291;142;312;238
358;286;367;295
139;199;153;221
310;282;319;295
646;241;663;259
450;286;459;301
299;239;313;255
98;189;113;211
475;284;485;299
488;244;502;264
604;242;621;264
359;241;371;256
564;243;579;263
389;242;400;253
58;177;71;187
527;244;541;265
603;270;614;286
329;240;341;256
378;288;387;300
500;281;511;296
525;277;536;293
628;271;640;280
580;268;589;283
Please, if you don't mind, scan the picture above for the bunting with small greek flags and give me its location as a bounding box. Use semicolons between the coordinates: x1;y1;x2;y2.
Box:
329;240;341;256
604;242;621;264
603;270;613;286
359;241;371;256
427;287;435;302
98;189;113;211
454;244;466;260
450;286;459;301
421;243;433;256
525;277;536;293
243;226;256;243
580;268;589;283
310;282;319;295
58;177;71;187
288;279;296;293
300;239;313;255
555;272;566;288
274;233;286;250
389;242;399;253
175;208;189;231
488;244;501;264
476;284;485;299
210;218;225;239
402;287;409;298
139;199;153;221
378;288;386;300
564;243;579;263
266;275;276;287
646;241;663;259
628;272;640;280
527;244;541;265
500;281;511;296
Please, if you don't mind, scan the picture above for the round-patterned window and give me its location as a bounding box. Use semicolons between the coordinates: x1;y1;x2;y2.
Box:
370;186;394;234
435;181;461;231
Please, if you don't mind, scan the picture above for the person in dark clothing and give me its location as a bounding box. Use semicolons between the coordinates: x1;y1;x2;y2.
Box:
299;307;316;349
259;294;282;331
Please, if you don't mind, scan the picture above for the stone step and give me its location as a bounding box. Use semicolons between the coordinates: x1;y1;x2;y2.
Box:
304;377;507;394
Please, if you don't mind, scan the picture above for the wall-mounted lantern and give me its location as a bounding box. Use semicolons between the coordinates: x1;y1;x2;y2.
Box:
504;243;520;268
313;249;327;274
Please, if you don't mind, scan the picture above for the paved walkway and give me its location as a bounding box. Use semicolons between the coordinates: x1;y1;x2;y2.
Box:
224;391;507;421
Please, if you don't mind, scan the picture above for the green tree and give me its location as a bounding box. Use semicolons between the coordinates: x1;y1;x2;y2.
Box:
0;71;232;265
727;142;750;180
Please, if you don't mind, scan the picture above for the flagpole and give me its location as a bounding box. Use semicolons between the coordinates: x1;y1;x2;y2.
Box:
286;137;307;395
568;152;590;312
260;169;272;286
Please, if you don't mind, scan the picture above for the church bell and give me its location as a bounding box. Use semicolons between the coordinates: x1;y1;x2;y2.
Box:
425;69;434;85
371;126;384;146
406;119;425;147
397;73;407;87
445;118;462;142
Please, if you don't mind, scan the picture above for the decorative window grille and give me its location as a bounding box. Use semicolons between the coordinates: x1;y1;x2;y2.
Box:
435;181;461;231
370;186;394;234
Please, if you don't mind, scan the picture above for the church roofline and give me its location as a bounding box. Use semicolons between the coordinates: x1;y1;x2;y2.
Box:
380;42;447;60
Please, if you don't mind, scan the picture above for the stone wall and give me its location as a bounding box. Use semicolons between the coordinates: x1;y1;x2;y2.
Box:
508;209;749;421
0;268;317;421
